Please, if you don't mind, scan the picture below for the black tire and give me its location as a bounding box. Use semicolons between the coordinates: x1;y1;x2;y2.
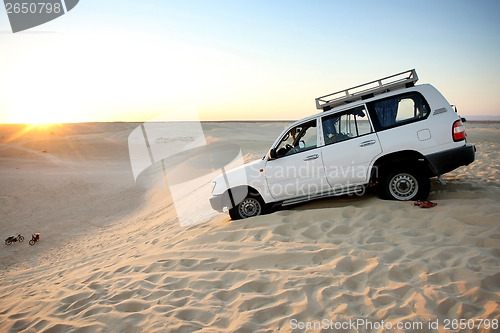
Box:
381;169;430;201
18;236;24;242
5;239;11;246
29;240;35;246
229;194;265;220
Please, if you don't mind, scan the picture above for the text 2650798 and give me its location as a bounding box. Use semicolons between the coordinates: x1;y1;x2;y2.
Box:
5;2;62;14
443;318;498;330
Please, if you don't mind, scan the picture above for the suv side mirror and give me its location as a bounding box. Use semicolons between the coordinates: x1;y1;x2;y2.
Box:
461;117;467;123
269;148;277;160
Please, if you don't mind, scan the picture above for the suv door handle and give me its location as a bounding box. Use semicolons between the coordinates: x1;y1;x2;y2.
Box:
359;140;376;147
303;154;319;161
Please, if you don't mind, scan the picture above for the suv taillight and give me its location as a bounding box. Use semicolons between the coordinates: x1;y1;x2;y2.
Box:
452;120;466;142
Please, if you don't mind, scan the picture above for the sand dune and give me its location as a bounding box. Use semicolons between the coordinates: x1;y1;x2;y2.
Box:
0;122;499;332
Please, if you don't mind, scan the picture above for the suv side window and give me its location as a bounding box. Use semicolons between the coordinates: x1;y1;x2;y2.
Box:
275;120;317;158
322;106;372;145
367;92;430;130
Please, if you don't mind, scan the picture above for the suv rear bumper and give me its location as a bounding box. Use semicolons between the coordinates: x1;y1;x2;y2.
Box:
426;144;476;175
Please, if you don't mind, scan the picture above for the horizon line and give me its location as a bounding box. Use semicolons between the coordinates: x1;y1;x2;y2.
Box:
2;118;500;126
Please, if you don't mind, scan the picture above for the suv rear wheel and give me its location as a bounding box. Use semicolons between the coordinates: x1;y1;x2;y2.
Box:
381;169;430;201
229;194;265;220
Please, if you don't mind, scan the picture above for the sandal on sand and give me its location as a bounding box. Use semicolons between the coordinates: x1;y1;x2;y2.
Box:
414;200;437;208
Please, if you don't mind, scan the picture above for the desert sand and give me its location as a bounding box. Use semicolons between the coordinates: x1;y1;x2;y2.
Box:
0;121;499;332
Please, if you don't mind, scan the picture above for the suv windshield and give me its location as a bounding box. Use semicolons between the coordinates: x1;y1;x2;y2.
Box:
275;120;317;158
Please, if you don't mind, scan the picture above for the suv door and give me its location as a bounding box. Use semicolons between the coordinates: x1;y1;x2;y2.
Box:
264;119;330;201
320;105;382;190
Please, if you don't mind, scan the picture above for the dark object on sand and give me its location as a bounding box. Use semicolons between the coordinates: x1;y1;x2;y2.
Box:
5;234;24;245
414;200;437;208
29;233;40;246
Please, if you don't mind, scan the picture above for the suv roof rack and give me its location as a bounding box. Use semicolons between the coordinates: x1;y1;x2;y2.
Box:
315;69;418;111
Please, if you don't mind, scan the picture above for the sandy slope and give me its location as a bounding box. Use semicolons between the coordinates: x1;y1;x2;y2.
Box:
0;122;499;332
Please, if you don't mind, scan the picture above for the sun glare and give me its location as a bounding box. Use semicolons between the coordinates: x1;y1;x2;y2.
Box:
5;103;77;125
4;79;82;125
1;29;281;124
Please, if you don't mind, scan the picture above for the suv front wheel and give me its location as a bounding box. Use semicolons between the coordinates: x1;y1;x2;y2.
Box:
229;194;266;220
381;169;430;201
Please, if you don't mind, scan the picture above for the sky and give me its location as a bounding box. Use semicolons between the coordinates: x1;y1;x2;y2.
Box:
1;0;499;123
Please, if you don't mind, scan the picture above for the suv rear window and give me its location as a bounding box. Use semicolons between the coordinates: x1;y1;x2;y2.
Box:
367;92;430;130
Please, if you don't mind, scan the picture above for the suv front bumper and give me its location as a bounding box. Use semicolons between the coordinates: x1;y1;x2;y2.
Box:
209;194;227;213
426;144;476;175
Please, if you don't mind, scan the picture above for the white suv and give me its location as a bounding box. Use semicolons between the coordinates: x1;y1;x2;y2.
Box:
210;70;476;220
